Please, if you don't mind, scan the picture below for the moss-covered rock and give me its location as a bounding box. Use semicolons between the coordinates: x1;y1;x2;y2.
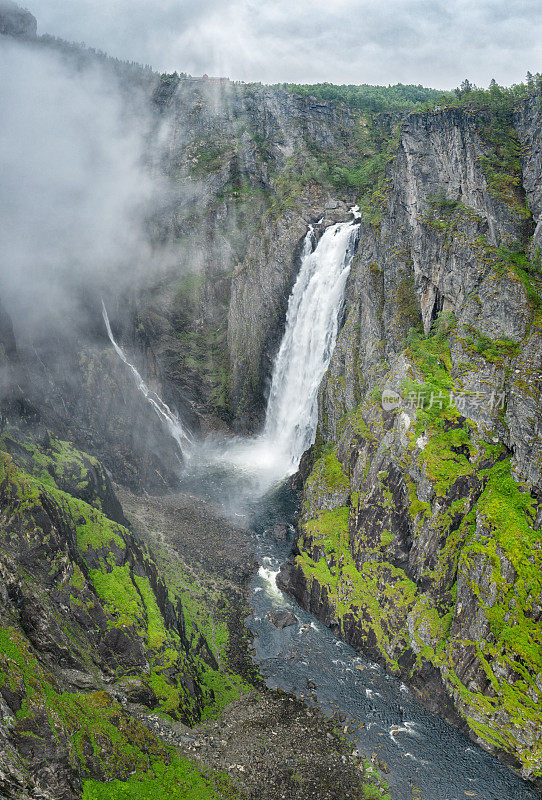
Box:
302;447;350;518
1;425;125;522
0;431;251;798
283;309;542;783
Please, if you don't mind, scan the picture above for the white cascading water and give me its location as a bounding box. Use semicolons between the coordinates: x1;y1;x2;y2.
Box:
202;211;360;491
101;301;192;459
262;214;360;473
101;208;359;489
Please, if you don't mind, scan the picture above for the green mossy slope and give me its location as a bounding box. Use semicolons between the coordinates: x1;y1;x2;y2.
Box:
0;432;249;798
290;314;542;780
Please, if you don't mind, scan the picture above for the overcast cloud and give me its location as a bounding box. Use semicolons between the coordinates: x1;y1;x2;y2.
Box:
25;0;541;89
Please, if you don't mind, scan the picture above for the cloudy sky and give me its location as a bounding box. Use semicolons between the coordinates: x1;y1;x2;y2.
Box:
25;0;542;89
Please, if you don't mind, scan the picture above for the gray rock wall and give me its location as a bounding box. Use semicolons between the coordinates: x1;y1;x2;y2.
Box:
279;105;542;784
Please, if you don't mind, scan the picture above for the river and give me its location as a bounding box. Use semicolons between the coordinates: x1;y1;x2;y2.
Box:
178;457;539;800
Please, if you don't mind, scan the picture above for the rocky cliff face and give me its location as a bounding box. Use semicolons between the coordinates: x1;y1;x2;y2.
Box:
0;421;237;798
0;301;185;492
277;102;542;784
0;1;36;38
0;52;365;473
139;77;362;431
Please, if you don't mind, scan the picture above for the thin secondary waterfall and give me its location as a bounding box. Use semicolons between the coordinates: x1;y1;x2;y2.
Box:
263;216;360;473
101;301;192;458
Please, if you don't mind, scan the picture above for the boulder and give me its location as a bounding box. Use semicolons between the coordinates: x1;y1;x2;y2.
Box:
264;523;290;541
267;609;297;629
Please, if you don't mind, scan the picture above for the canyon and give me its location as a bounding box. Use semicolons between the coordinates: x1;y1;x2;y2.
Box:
0;5;541;798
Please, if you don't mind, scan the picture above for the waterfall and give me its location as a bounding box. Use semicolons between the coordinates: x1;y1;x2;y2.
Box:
119;209;359;490
177;211;360;506
101;301;192;458
263;216;359;473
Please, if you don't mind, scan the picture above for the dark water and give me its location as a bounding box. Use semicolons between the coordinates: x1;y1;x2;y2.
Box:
179;457;539;800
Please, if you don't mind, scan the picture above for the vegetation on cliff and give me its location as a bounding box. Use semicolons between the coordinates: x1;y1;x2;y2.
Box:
2;13;542;792
279;82;452;112
0;427;252;798
290;302;542;779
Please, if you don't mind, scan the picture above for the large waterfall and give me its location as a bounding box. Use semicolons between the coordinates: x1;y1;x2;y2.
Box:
102;214;359;484
183;213;360;496
101;301;192;459
263;216;359;473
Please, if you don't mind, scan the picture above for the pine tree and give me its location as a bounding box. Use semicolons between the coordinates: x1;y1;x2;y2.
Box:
455;78;474;99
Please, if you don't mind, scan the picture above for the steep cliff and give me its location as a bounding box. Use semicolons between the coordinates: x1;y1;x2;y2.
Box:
278;101;542;783
0;46;368;470
0;421;255;798
138;78;364;431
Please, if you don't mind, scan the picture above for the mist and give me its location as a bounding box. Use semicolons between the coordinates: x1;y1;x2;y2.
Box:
0;36;164;344
27;0;542;90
